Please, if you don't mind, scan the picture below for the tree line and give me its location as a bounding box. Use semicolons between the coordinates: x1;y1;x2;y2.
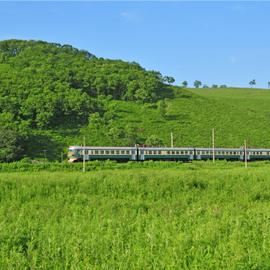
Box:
181;79;270;89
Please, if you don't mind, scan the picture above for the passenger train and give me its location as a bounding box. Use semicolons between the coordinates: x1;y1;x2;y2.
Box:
68;146;270;162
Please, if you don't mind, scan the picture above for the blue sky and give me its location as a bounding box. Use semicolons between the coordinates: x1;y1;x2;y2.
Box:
0;1;269;88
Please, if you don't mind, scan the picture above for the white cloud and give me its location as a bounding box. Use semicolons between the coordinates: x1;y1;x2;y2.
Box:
231;4;247;14
120;11;142;23
229;56;237;64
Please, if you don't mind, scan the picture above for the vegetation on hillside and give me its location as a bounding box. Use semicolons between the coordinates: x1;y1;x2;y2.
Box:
0;39;174;161
1;39;270;162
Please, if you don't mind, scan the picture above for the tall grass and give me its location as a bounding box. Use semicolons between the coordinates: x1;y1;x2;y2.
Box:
0;159;270;172
1;166;270;268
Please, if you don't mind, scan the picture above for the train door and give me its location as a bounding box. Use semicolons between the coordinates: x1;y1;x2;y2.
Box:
139;149;145;161
131;149;137;161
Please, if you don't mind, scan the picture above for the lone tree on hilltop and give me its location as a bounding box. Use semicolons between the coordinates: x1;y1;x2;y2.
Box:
249;79;256;88
182;81;188;87
163;76;175;85
194;80;202;88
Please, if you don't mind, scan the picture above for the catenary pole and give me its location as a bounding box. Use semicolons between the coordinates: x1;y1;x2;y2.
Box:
83;136;86;172
171;132;174;148
244;140;247;168
212;128;215;163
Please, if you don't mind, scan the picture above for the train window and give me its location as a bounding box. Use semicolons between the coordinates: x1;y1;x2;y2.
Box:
167;151;170;154
94;150;98;154
105;150;109;154
116;150;119;154
121;150;125;154
172;151;175;154
126;151;130;154
149;151;152;154
158;151;161;155
132;151;135;155
100;150;104;154
111;150;115;154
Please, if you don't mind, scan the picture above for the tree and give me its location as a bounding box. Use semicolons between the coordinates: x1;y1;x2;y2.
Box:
163;76;175;85
212;84;218;88
249;79;256;88
268;82;270;89
182;81;188;87
202;85;209;88
146;135;163;146
194;80;202;88
107;126;125;143
157;100;168;118
0;113;28;162
220;85;227;88
124;124;141;145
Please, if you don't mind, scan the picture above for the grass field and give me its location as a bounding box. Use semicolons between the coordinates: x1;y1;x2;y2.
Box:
1;163;270;269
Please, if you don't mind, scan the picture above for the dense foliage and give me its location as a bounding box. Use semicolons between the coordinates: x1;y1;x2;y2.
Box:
0;39;171;161
1;165;270;268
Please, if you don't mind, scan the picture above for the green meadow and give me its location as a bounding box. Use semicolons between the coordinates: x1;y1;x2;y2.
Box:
1;163;270;269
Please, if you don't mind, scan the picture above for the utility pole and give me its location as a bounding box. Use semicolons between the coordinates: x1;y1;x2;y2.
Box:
244;140;247;168
83;136;86;173
43;150;47;160
171;132;174;148
212;128;215;163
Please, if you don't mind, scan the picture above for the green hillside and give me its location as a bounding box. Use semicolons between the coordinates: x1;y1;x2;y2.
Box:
80;87;270;150
1;39;270;161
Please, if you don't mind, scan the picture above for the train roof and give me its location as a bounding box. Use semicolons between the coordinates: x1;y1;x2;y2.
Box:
247;148;270;151
196;147;242;151
68;146;135;150
140;147;194;150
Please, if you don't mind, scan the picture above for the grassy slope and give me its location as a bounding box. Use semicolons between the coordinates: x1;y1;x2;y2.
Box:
30;87;270;160
109;87;270;148
1;166;270;268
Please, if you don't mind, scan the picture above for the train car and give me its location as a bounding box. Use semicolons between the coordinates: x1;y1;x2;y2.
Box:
195;148;243;160
247;149;270;161
68;146;137;162
138;147;194;161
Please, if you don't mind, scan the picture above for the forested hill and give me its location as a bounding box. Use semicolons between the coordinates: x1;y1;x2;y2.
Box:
0;39;175;161
0;39;172;127
1;39;270;162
